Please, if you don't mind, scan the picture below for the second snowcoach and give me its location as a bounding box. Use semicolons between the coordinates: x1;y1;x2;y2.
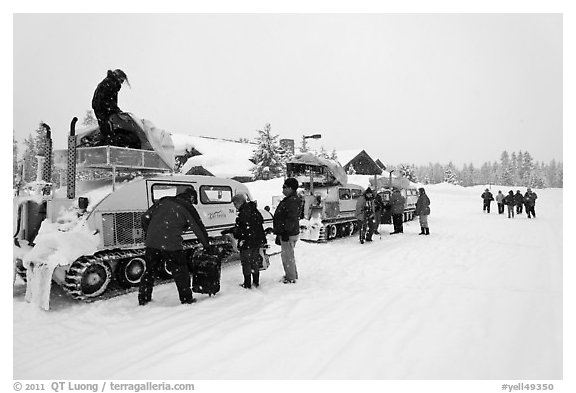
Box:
286;153;364;242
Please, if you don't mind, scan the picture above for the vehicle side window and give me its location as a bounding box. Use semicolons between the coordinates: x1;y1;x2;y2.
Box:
200;185;233;204
339;188;351;200
151;184;199;204
351;189;362;199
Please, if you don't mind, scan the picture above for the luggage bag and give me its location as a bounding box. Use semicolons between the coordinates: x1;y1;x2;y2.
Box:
191;256;221;296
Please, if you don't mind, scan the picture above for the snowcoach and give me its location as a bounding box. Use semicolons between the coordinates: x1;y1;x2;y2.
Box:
286;153;364;242
370;174;419;223
13;117;273;308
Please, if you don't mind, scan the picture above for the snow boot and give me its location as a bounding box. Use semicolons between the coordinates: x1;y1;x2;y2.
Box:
425;228;430;235
419;226;426;235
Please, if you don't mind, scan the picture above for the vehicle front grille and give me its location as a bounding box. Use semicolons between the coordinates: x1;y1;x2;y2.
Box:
102;212;145;247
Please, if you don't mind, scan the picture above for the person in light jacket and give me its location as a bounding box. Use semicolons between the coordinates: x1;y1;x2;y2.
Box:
414;187;431;235
495;190;505;214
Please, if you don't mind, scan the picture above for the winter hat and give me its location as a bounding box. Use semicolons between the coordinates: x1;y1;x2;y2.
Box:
419;187;425;193
231;193;247;205
177;186;197;200
283;178;299;191
113;69;130;87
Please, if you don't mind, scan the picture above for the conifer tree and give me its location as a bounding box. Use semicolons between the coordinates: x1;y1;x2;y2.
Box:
250;123;285;180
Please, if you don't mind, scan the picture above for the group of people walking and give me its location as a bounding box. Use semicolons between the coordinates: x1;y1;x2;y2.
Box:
354;187;431;244
481;188;538;218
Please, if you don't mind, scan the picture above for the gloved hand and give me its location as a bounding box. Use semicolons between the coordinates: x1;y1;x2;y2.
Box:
203;244;220;256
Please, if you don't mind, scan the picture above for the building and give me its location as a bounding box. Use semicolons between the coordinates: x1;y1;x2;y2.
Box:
171;134;257;182
336;149;383;175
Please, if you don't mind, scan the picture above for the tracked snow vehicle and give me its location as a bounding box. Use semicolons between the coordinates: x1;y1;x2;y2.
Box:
13;117;273;308
370;174;419;223
286;153;364;242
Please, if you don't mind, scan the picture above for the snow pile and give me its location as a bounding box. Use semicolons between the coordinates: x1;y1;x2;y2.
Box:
21;208;99;310
13;182;564;381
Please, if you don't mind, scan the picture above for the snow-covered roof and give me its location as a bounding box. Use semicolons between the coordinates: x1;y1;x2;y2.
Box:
172;134;257;178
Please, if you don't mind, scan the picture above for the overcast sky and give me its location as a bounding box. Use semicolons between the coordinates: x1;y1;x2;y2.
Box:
13;13;563;167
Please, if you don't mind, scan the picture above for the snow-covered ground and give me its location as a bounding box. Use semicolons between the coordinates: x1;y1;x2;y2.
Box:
12;181;563;382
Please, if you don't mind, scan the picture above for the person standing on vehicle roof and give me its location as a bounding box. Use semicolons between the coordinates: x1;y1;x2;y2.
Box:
92;69;130;145
355;187;376;244
389;188;406;235
138;186;211;306
414;187;431;235
273;178;301;284
222;193;267;289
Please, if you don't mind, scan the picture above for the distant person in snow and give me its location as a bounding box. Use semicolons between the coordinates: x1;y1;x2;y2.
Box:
355;187;376;244
496;190;505;214
389;188;406;235
91;69;130;145
481;188;494;213
273;178;301;284
139;186;211;306
503;190;515;218
222;193;267;289
515;190;525;214
414;187;431;235
524;188;538;219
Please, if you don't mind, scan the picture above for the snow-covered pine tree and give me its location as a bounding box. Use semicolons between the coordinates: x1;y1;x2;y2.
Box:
82;110;97;126
521;151;534;187
317;146;330;159
250;123;285;180
443;164;459;185
330;149;338;160
399;163;418;183
299;137;308;153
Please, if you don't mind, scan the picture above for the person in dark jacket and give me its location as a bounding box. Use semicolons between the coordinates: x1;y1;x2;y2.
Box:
481;189;494;213
389;188;406;234
92;69;130;145
224;193;267;289
524;188;538;218
495;190;505;214
355;187;376;244
414;187;431;235
503;190;515;218
514;190;524;214
273;178;301;284
138;186;211;305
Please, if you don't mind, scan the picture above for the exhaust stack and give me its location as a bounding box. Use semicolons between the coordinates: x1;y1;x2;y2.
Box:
67;117;78;199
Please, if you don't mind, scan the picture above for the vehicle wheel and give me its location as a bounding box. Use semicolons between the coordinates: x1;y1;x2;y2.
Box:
116;257;146;288
79;260;112;298
327;225;337;239
340;223;352;237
